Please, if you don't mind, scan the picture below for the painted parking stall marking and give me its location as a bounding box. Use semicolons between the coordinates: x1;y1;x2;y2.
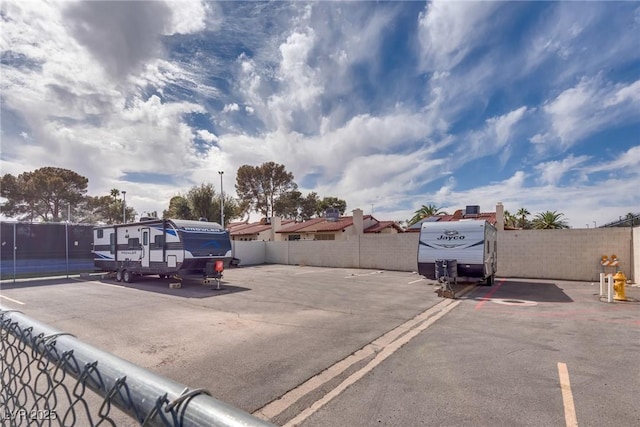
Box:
0;295;25;305
558;362;578;427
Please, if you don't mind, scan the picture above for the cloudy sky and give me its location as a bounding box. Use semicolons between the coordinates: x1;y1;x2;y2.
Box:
1;1;639;228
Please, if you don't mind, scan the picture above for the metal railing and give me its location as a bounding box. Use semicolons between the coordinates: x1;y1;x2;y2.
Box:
0;307;275;427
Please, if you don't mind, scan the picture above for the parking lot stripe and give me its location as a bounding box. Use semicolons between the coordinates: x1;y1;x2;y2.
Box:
254;295;466;424
344;271;384;278
294;269;334;275
282;300;461;427
474;279;505;310
408;278;426;284
558;362;578;427
0;294;25;305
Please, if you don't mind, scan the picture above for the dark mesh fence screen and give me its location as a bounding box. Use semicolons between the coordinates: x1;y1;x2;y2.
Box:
0;222;95;280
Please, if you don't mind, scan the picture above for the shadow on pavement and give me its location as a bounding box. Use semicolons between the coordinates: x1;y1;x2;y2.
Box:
468;279;574;303
94;275;251;299
0;277;82;290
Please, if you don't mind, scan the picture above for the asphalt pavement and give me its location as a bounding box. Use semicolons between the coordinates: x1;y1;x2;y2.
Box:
1;267;638;426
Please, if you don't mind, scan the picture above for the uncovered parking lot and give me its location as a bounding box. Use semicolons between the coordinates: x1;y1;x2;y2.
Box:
1;266;638;426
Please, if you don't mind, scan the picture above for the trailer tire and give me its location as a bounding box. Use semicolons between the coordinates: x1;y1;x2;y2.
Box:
115;270;123;282
123;270;133;283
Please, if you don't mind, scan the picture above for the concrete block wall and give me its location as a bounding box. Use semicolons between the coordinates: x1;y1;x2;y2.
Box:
359;233;419;271
231;241;266;266
265;241;288;264
233;227;637;282
287;240;359;268
497;228;633;282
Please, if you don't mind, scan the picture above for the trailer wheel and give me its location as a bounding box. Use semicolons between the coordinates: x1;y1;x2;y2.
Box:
485;275;494;286
123;270;133;283
115;270;123;282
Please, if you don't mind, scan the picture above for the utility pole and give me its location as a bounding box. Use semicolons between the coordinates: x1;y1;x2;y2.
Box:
122;191;127;224
218;171;224;228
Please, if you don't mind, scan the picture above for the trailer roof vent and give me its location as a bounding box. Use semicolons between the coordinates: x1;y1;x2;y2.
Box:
325;208;340;222
198;217;208;222
140;216;157;222
465;205;480;217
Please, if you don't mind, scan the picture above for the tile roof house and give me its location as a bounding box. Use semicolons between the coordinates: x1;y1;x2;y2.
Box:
228;218;295;241
406;205;498;232
277;209;403;241
230;209;404;241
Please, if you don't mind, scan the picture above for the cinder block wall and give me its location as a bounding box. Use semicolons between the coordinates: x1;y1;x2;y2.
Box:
287;240;359;268
359;233;419;271
231;241;266;266
265;241;288;264
497;228;633;281
236;227;637;282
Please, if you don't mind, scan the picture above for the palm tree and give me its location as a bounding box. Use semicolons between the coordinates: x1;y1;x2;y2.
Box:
531;210;569;229
516;207;530;229
503;210;518;228
408;203;448;226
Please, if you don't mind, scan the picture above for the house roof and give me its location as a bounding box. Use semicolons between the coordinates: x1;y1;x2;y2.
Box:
277;215;379;233
406;209;497;232
365;221;404;233
229;219;294;236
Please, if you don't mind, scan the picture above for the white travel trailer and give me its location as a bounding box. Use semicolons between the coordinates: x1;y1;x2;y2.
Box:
93;218;232;284
417;219;497;285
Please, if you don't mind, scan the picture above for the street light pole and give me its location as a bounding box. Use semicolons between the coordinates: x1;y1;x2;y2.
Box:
122;190;127;224
218;171;224;228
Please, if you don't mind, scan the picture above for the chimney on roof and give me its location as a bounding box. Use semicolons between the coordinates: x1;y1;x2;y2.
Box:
270;216;282;241
496;202;504;231
352;208;363;235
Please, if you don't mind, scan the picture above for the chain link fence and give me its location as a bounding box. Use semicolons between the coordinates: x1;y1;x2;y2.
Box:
0;308;275;427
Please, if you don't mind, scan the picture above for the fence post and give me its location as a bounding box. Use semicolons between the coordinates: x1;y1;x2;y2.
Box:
13;222;16;283
65;222;69;278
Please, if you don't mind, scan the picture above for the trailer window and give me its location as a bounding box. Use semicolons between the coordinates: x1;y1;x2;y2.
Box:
288;235;301;241
109;233;115;254
128;238;140;249
97;229;103;239
154;235;164;249
143;231;148;246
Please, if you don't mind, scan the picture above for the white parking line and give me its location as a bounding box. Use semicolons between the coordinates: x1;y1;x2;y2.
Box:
558;362;578;427
253;289;471;424
408;278;426;284
344;271;384;278
294;269;334;275
281;300;461;426
0;294;25;305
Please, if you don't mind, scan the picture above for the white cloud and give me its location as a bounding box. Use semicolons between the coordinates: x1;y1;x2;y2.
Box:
534;154;590;185
164;0;210;35
196;129;218;143
222;103;240;113
453;107;528;166
417;1;499;71
542;77;640;147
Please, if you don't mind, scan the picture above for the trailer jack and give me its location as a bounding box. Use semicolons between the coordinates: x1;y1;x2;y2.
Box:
203;276;222;290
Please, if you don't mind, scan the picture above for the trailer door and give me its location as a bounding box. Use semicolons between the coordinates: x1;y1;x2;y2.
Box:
142;228;150;268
